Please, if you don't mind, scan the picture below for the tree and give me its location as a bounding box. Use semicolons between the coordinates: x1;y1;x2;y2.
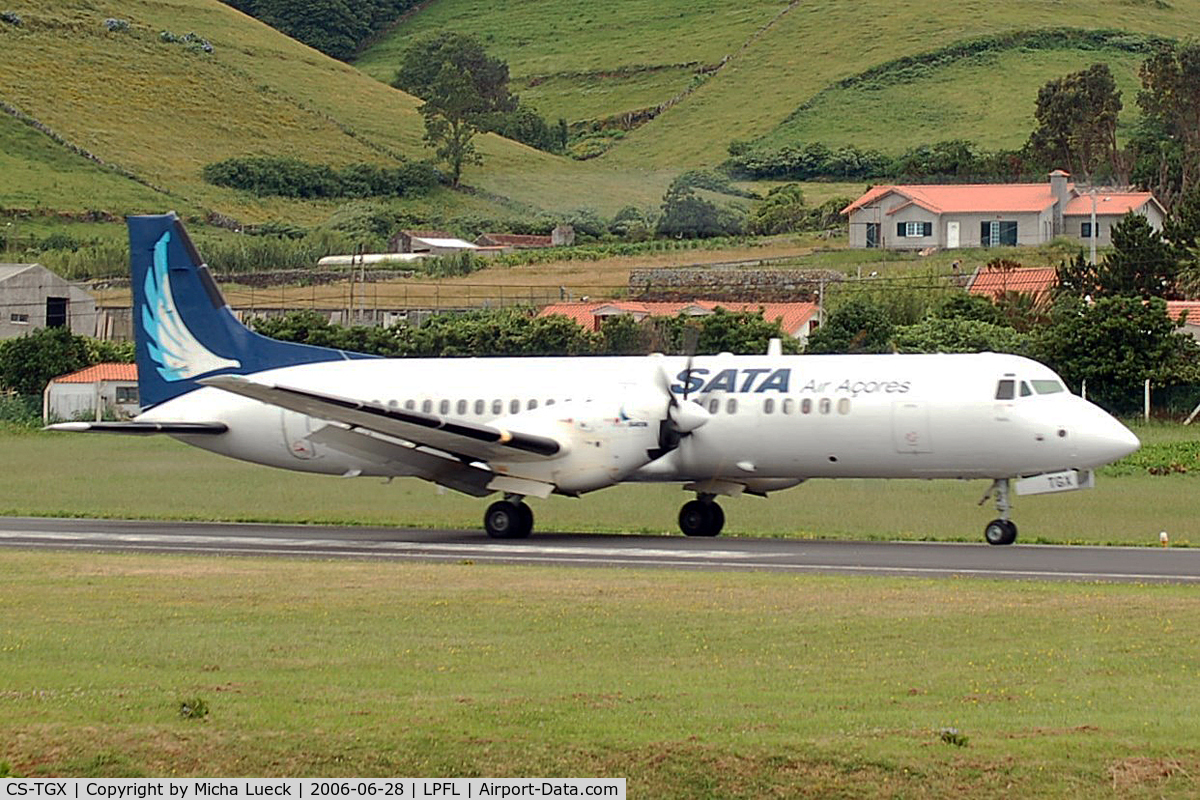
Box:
1095;211;1179;298
392;32;515;115
894;317;1029;354
804;298;894;354
419;64;484;188
656;180;745;239
1028;63;1124;183
1165;185;1200;296
1032;295;1200;413
1138;43;1200;193
0;327;96;395
747;184;808;235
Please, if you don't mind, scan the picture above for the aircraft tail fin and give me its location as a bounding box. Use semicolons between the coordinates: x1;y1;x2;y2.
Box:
129;213;363;409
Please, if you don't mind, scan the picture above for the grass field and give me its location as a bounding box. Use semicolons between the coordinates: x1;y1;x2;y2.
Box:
1;551;1198;795
1;423;1196;546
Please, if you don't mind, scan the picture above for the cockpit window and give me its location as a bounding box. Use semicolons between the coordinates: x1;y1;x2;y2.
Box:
1020;381;1032;397
1031;380;1065;395
995;379;1015;400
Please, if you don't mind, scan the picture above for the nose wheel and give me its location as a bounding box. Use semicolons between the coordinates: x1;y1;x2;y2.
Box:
980;479;1018;545
484;497;534;539
679;496;724;537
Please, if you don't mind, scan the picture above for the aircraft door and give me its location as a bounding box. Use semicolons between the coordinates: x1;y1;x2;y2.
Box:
892;401;933;453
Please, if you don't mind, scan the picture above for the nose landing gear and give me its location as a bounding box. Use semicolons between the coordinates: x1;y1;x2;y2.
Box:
980;478;1018;545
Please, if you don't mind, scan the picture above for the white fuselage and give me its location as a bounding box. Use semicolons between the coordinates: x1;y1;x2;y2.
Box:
141;352;1138;489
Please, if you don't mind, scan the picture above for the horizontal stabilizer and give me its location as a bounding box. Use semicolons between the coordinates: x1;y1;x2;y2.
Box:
45;421;229;435
200;375;561;462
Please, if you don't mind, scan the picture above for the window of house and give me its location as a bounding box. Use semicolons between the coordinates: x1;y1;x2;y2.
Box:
981;220;1018;246
115;386;138;404
901;221;932;238
865;222;880;248
9;313;29;324
1081;222;1095;238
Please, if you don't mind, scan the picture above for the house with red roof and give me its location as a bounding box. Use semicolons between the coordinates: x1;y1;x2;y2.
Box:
967;266;1059;302
842;170;1165;250
43;363;139;423
1167;301;1200;342
537;300;820;343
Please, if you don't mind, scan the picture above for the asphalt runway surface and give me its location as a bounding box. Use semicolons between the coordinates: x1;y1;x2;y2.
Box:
2;516;1198;583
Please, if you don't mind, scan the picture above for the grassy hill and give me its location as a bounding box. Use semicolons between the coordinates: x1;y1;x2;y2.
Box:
359;0;1200;169
0;0;663;227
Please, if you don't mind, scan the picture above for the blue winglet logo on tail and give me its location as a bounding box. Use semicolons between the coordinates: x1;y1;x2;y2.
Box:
142;230;241;381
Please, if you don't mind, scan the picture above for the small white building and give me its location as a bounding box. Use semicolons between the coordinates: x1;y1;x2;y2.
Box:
43;363;139;423
1;263;98;338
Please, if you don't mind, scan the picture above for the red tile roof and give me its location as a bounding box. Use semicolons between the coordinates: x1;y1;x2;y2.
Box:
477;233;554;248
843;184;1063;216
967;267;1058;300
51;363;138;383
538;301;819;336
1063;192;1161;217
1166;301;1200;323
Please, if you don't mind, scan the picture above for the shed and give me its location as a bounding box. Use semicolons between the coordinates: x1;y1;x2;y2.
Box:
0;263;97;339
43;362;139;423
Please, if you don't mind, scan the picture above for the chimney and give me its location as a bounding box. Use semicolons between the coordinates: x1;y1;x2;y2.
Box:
1049;170;1070;236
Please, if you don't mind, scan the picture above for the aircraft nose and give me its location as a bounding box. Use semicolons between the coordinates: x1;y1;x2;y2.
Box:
1076;406;1140;466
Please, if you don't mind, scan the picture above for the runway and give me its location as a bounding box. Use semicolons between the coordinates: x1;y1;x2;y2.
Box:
3;516;1198;583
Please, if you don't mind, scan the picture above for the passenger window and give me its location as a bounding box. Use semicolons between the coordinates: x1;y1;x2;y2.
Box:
528;399;538;410
1020;381;1032;397
491;399;502;415
819;398;831;415
801;398;812;415
763;398;774;414
995;379;1015;400
782;398;794;414
421;399;432;413
404;399;415;410
456;400;467;415
546;398;556;406
439;399;450;414
708;398;720;414
474;399;485;415
726;398;738;414
510;399;520;414
837;398;850;415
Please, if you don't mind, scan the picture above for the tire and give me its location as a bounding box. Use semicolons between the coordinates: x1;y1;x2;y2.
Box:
485;501;532;539
679;500;722;537
984;519;1017;546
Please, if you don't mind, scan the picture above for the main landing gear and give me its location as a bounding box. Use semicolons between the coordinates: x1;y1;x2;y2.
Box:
980;478;1018;546
484;495;533;539
678;494;725;537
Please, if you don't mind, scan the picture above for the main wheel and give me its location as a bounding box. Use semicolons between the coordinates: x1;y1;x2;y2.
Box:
679;500;724;537
485;501;533;539
984;519;1017;546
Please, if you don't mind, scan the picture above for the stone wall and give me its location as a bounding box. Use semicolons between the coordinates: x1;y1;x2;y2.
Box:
629;268;842;301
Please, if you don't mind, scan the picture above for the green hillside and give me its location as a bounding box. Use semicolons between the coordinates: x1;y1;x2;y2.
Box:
0;0;662;224
359;0;1200;169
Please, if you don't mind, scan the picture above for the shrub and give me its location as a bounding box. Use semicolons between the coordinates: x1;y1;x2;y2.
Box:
1;11;21;26
103;18;130;32
178;697;209;719
202;156;439;199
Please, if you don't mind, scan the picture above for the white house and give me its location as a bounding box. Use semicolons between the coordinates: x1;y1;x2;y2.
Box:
43;363;139;423
0;263;97;338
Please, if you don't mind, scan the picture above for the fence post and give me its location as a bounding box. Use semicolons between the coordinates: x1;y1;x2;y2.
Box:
1145;378;1151;422
1081;379;1087;401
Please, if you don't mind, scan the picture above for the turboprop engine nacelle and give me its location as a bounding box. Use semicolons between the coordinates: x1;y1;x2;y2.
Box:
490;397;666;494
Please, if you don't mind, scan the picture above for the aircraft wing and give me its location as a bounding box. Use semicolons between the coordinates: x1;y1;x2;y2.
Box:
199;375;562;464
45;421;229;435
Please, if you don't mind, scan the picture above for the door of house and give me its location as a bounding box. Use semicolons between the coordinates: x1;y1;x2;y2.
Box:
946;221;960;249
45;297;68;328
865;222;880;248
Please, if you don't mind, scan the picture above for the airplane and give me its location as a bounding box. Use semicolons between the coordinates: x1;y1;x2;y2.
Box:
49;213;1141;545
